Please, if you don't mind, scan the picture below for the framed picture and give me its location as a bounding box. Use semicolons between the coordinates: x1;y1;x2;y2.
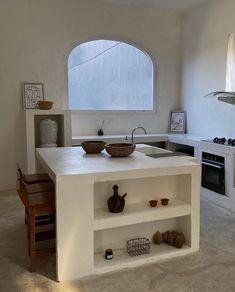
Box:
169;110;186;133
22;82;44;109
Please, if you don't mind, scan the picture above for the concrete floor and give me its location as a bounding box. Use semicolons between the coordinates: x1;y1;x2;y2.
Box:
1;190;235;292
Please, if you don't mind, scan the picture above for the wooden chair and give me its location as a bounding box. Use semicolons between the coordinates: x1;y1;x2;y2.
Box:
16;164;55;224
17;178;56;272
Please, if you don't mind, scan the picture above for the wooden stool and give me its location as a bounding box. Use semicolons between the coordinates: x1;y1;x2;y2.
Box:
17;178;56;272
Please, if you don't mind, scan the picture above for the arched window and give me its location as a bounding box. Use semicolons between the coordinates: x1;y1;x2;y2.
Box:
68;40;155;111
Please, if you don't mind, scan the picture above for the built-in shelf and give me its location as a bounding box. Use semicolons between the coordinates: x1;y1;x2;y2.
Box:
94;244;192;273
93;199;191;231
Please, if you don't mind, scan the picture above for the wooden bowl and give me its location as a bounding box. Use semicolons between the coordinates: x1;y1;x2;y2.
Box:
149;200;158;207
38;100;53;110
81;141;106;154
105;143;136;157
161;198;169;206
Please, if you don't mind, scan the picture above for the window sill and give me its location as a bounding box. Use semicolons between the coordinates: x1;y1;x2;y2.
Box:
70;109;157;115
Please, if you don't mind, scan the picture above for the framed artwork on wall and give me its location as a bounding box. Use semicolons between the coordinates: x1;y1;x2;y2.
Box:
22;82;44;109
169;110;187;133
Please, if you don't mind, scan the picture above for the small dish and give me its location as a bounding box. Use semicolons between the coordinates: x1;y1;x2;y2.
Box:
149;200;158;207
161;198;169;206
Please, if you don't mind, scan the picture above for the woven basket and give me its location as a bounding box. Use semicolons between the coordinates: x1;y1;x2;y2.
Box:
38;100;54;110
81;141;106;154
105;143;136;157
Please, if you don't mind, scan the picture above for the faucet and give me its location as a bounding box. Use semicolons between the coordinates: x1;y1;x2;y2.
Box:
131;127;147;144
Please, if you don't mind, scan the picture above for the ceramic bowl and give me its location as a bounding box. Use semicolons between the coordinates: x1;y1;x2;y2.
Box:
81;141;106;154
105;143;136;157
38;100;53;110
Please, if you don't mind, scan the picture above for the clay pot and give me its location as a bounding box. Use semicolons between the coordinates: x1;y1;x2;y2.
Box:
153;231;162;244
107;185;127;213
174;232;185;248
162;231;169;243
161;198;169;206
149;200;158;207
167;231;177;246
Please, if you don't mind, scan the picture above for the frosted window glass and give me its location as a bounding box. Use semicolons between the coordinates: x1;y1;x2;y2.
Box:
68;40;154;110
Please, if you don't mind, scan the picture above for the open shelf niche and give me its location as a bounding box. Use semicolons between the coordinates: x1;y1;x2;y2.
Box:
94;216;191;273
23;109;71;174
93;174;194;274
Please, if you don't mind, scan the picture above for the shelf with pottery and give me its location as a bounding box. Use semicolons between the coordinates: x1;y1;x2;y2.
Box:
93;173;192;230
94;243;192;273
93;213;193;275
93;198;191;231
92;173;196;275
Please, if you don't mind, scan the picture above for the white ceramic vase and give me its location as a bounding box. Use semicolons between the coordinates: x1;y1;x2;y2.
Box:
40;119;58;148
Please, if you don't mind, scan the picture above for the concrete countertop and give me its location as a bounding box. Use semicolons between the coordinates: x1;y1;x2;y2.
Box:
36;145;200;179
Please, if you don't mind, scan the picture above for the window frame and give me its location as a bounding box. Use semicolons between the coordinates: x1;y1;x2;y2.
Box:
67;38;157;114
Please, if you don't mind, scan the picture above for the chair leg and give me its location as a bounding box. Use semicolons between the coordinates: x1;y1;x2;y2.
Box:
29;209;36;272
27;208;30;240
25;207;27;224
27;209;30;256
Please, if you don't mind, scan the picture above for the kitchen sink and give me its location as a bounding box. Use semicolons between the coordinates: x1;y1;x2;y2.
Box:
135;145;172;155
136;145;189;158
146;152;190;158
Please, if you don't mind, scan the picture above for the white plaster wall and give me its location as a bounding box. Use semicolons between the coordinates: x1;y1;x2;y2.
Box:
181;0;235;137
0;0;182;190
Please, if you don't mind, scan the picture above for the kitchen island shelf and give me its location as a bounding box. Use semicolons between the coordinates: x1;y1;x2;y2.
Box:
93;199;191;231
94;244;193;273
36;145;200;281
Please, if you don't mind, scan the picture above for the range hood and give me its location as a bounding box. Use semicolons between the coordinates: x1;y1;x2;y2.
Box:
204;91;235;104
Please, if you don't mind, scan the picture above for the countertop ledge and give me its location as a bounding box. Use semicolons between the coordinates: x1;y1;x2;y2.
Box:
72;133;207;145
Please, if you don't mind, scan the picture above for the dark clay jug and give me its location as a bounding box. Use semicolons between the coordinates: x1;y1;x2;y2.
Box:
107;185;127;213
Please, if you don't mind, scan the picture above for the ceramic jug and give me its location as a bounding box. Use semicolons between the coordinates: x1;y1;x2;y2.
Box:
107;185;127;213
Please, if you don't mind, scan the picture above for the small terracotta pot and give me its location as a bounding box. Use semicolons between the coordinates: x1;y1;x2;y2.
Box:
149;200;158;207
161;198;169;206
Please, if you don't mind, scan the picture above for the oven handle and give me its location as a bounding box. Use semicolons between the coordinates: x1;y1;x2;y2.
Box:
201;161;224;169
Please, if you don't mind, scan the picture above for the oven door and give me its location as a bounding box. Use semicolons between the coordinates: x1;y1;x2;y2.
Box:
201;160;225;195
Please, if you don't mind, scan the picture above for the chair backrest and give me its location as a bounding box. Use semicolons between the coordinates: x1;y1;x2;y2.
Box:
16;163;24;180
16;163;52;184
16;164;54;193
16;178;29;207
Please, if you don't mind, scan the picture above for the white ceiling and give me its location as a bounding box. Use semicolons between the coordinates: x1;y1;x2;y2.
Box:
94;0;209;11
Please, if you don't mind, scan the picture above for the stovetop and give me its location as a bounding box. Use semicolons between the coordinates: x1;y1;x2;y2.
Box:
202;137;235;146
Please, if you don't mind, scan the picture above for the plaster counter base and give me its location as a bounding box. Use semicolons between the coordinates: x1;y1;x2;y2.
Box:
36;146;201;281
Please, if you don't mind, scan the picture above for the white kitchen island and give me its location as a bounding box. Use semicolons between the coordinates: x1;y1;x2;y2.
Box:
36;145;201;281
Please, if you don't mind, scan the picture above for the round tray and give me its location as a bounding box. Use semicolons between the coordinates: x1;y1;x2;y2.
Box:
105;143;136;157
81;140;106;154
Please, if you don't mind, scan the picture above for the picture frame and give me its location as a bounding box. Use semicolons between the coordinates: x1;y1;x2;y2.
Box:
169;110;187;133
22;82;44;109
